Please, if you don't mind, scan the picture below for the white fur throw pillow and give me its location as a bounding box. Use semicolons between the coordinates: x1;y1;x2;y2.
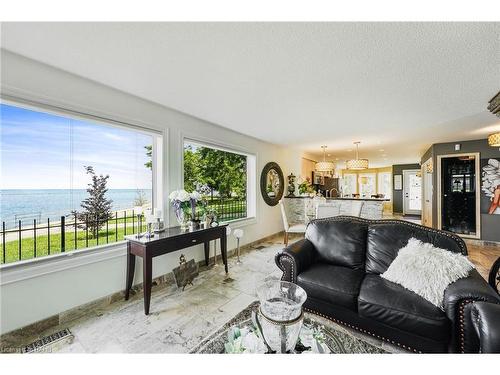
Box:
381;238;474;310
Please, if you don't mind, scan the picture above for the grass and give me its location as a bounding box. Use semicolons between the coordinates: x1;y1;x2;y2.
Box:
1;225;138;265
1;203;247;265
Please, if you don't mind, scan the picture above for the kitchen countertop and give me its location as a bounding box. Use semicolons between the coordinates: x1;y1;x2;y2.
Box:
283;196;390;202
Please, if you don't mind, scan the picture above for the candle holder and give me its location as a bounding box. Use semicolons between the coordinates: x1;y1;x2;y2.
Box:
134;206;143;239
144;211;155;239
233;229;244;264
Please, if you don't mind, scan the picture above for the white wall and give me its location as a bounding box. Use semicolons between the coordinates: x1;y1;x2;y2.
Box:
0;50;302;334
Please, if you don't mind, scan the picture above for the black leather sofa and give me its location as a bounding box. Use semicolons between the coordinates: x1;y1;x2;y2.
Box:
471;302;500;353
275;216;500;353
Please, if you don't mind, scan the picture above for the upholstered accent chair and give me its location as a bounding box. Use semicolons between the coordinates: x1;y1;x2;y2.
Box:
279;199;306;246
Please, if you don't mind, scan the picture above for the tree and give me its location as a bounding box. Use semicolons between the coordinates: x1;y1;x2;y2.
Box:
133;189;149;207
144;145;152;170
183;144;203;192
75;166;113;238
194;146;246;198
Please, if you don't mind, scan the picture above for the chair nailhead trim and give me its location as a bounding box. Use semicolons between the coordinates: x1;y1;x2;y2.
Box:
458;299;473;353
278;255;295;282
304;307;421;353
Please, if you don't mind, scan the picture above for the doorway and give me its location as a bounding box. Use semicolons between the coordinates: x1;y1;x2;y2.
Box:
403;169;422;215
437;153;480;238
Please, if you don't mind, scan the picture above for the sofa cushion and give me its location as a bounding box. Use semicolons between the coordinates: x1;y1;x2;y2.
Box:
306;219;368;269
297;263;365;311
365;221;467;274
358;274;450;342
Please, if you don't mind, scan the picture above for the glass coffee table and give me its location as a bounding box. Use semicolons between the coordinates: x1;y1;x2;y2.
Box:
190;302;389;354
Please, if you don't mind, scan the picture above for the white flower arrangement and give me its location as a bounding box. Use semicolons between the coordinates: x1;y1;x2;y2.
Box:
169;189;191;203
223;321;330;354
169;189;204;225
190;191;202;201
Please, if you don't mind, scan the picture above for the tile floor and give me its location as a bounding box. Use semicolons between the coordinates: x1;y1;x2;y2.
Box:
2;219;498;354
4;236;288;353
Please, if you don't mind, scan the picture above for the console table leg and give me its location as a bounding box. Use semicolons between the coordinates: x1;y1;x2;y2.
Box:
125;242;135;300
221;234;228;274
204;241;210;266
143;255;152;315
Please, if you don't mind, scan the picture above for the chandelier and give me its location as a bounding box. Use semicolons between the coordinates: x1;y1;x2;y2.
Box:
346;141;369;170
315;146;335;174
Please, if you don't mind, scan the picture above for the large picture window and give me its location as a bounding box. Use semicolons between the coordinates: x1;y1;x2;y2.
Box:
183;140;253;222
0;102;160;264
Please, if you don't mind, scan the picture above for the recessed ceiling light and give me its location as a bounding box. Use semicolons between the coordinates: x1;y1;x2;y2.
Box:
379;149;385;152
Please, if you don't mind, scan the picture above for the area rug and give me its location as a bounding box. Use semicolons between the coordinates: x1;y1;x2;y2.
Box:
190;301;390;354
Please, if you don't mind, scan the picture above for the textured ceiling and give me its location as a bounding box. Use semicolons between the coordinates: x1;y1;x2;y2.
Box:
1;22;499;166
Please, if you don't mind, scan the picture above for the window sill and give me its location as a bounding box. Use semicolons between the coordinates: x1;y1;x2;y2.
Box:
221;216;257;229
0;242;127;286
0;217;257;286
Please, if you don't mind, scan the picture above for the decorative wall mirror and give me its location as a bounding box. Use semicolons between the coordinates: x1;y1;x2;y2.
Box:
260;162;284;206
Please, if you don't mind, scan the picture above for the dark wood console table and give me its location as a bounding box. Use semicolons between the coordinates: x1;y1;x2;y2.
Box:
124;224;228;315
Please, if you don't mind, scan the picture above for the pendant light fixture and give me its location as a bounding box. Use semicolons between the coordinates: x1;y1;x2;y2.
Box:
315;146;335;175
346;141;369;170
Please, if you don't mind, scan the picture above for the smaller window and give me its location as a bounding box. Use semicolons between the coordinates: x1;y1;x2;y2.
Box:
358;173;376;198
183;140;255;223
377;172;392;200
341;174;358;197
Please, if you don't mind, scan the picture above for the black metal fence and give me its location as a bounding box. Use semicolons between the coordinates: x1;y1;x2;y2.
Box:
206;197;247;222
1;198;247;265
1;210;143;265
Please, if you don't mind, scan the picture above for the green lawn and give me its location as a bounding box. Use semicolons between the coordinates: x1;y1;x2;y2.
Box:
1;201;247;265
1;224;142;264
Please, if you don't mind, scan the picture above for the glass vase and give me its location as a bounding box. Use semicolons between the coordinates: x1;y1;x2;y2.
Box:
176;209;188;230
255;280;307;353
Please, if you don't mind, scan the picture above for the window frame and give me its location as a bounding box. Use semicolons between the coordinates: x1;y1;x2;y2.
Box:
0;96;165;269
377;171;392;200
181;134;257;225
358;172;377;198
341;173;358;197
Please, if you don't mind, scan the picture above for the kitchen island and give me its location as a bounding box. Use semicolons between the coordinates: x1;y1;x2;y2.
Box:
283;196;388;223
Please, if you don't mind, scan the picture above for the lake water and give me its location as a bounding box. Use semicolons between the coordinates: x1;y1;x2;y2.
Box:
0;189;152;229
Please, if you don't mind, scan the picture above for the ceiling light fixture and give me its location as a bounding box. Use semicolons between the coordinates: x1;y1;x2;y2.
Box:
315;146;335;174
487;91;500;118
488;132;500;147
346;142;369;170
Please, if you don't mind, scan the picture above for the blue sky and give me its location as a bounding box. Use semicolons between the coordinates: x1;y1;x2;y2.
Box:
0;103;153;189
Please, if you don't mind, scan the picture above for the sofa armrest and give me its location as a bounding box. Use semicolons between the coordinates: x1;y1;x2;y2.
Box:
443;269;500;353
275;239;317;283
471;302;500;353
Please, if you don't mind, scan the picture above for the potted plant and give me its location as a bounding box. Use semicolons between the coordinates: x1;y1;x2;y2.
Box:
298;177;316;196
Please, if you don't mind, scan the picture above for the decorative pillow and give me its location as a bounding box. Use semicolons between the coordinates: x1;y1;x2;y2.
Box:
381;238;474;310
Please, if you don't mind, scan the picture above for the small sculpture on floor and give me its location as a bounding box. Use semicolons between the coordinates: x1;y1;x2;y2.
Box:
173;254;199;291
